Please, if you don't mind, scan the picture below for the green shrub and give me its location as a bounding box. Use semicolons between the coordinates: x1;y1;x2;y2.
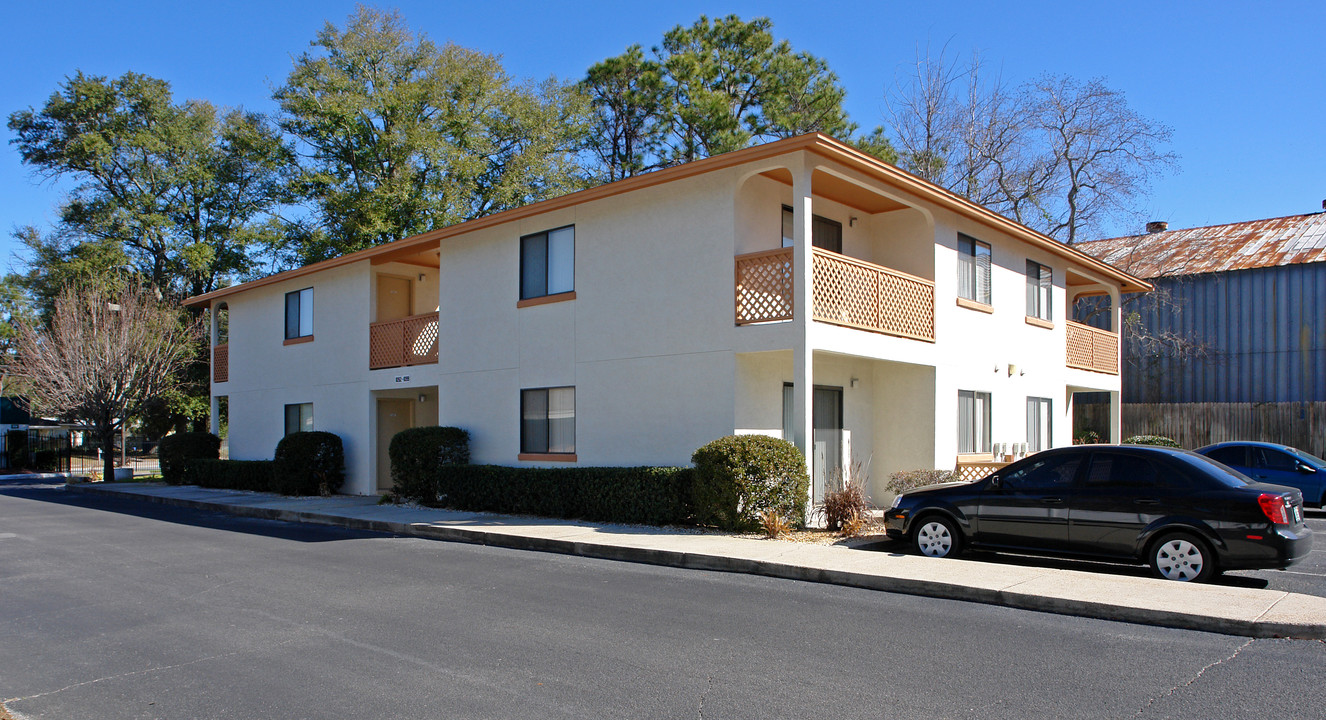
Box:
1123;435;1181;448
691;435;809;531
158;432;221;485
433;465;693;525
32;449;59;472
389;426;470;503
190;458;276;491
885;469;958;495
272;431;344;495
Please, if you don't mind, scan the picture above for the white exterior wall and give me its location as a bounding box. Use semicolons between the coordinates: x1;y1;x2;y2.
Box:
210;147;1129;496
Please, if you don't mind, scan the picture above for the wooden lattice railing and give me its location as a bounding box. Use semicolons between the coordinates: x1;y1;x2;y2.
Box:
735;248;795;324
955;460;1010;483
213;343;228;383
734;248;935;342
369;313;440;370
811;248;935;341
1066;321;1119;375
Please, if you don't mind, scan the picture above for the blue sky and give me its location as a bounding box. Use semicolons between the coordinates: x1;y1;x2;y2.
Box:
3;0;1323;270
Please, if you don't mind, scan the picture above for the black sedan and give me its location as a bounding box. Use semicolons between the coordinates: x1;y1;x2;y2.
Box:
884;445;1312;581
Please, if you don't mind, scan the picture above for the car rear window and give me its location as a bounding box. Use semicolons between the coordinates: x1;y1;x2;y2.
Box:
1169;451;1252;488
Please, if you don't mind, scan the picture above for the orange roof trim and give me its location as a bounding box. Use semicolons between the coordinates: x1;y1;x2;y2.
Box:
185;133;1149;308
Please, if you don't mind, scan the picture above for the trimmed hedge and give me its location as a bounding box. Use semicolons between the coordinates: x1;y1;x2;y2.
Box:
691;435;809;531
273;431;345;495
159;432;221;485
190;458;276;491
433;465;693;526
1123;435;1181;448
389;426;470;503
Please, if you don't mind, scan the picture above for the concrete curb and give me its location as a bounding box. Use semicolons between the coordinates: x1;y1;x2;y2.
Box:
65;483;1326;640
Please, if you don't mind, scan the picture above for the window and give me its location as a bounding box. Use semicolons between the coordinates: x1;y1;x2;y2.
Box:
957;235;992;305
1205;446;1246;467
1252;447;1299;472
285;288;313;340
1085;453;1189;490
1001;454;1080;491
520;226;574;301
1026;260;1052;321
284;403;313;436
1026;397;1051;453
958;390;991;454
521;387;575;455
780;206;843;253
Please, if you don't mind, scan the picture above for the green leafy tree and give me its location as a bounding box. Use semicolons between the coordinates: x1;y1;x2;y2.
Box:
7;71;291;299
275;6;591;262
583;15;889;176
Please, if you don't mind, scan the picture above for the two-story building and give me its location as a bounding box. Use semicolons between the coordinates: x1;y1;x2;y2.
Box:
186;134;1148;501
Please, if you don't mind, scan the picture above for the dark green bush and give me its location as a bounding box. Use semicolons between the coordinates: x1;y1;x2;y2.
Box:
691;435;809;531
158;432;221;485
272;431;344;495
1123;435;1181;448
189;458;276;491
885;469;959;494
433;465;693;525
389;426;470;503
32;449;59;472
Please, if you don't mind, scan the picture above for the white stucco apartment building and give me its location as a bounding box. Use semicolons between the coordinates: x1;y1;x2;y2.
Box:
186;134;1148;501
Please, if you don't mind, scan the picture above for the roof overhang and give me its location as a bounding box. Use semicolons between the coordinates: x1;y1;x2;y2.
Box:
185;133;1149;308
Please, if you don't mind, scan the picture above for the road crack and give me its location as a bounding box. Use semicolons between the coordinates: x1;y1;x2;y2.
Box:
1134;638;1254;716
4;639;297;706
698;675;714;719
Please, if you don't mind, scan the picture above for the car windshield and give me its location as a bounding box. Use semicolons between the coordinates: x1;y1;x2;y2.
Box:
1289;447;1326;466
1169;451;1252;488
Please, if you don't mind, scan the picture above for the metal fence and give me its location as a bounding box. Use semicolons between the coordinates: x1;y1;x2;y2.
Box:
0;431;72;473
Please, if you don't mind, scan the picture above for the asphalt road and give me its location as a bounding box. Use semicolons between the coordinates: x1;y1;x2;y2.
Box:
2;478;1325;720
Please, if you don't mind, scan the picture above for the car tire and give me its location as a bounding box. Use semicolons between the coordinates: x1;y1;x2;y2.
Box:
913;515;961;558
1149;532;1216;582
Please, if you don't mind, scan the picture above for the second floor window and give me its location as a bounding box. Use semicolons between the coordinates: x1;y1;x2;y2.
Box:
521;226;574;300
781;206;842;253
1026;260;1052;320
958;390;991;454
285;288;313;340
957;235;991;305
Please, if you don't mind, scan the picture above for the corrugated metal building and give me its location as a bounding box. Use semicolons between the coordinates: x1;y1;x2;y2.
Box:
1076;212;1326;403
1075;213;1326;453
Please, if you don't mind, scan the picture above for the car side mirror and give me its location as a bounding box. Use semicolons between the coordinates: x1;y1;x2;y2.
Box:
1298;463;1317;474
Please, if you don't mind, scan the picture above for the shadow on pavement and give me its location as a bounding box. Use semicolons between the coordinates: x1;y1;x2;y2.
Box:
0;478;393;544
858;534;1272;589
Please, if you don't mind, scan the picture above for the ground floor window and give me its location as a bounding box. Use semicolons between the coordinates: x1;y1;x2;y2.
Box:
521;387;575;454
1026;396;1052;452
284;403;313;436
958;390;991;454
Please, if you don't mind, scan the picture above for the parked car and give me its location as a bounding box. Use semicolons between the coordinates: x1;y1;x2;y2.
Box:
884;445;1312;581
1195;441;1326;507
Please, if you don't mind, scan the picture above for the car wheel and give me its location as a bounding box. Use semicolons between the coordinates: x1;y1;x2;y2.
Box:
913;516;960;558
1149;532;1216;582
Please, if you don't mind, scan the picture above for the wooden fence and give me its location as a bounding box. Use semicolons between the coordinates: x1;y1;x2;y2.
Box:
1121;402;1326;456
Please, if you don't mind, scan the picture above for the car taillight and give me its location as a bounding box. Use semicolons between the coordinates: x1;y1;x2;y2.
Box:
1257;493;1290;524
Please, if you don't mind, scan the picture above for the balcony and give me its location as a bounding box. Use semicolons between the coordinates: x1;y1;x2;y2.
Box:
369;313;440;370
735;247;935;342
1066;321;1119;375
213;343;228;383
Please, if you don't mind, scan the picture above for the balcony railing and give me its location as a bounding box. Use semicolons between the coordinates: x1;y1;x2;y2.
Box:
213;343;228;383
369;312;440;370
735;247;935;342
1066;321;1119;375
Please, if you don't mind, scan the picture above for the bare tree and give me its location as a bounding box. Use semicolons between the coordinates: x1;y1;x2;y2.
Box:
13;282;202;480
884;54;1177;244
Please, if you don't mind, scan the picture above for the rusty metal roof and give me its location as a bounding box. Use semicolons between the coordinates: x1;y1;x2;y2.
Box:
1075;212;1326;279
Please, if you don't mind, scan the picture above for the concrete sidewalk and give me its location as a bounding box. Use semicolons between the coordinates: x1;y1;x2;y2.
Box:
65;481;1326;639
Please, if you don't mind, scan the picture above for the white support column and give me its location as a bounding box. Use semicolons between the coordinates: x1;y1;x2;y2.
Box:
209;395;221;436
791;159;815;502
1109;390;1122;443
